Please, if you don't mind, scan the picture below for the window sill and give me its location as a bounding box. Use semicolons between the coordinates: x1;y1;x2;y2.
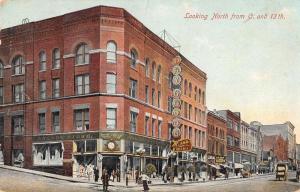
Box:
130;66;137;71
39;70;47;72
51;68;60;70
12;74;25;77
75;63;89;66
107;61;116;64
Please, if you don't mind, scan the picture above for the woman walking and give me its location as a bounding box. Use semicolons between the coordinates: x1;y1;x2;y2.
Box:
141;172;150;191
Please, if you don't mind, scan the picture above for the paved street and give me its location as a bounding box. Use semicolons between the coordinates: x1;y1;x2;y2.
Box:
1;168;300;192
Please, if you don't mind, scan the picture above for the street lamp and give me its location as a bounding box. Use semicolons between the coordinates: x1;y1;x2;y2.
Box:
136;148;145;175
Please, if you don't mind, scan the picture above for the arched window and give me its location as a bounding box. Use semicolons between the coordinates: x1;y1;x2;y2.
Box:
52;48;60;69
12;55;24;75
130;49;138;68
157;65;161;83
184;80;188;95
151;62;156;80
106;41;117;63
194;86;197;101
145;58;150;77
0;60;3;78
189;82;192;97
76;43;89;65
39;51;46;71
202;91;205;105
168;72;173;89
198;89;201;103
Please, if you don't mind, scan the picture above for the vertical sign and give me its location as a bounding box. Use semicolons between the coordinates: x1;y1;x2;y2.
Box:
171;56;182;141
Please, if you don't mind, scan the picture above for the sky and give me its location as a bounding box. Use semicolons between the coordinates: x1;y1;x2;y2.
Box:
0;0;300;142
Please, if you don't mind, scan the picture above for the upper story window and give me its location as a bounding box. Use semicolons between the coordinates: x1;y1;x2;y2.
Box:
106;73;116;94
189;82;192;97
0;115;3;136
129;78;137;98
106;41;117;63
130;111;138;133
12;115;24;135
151;62;156;81
0;60;3;78
194;86;197;101
0;86;3;104
157;65;161;83
12;55;25;75
158;91;161;108
39;80;46;100
52;48;60;69
130;49;138;68
52;78;60;98
106;108;116;129
202;91;205;105
74;108;89;131
184;80;188;95
13;84;24;103
52;111;60;133
75;74;90;95
151;88;155;106
39;51;46;71
76;43;90;65
38;113;46;134
168;72;173;89
198;88;202;103
158;120;162;139
145;58;150;77
145;85;149;103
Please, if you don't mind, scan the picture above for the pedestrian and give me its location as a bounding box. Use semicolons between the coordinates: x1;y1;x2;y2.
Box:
225;168;229;180
135;169;140;183
112;169;116;182
86;164;93;181
141;172;149;191
101;169;109;192
79;164;85;177
93;166;99;182
181;171;185;181
116;168;120;182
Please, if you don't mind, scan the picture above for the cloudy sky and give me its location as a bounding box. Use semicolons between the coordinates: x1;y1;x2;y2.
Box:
1;0;300;141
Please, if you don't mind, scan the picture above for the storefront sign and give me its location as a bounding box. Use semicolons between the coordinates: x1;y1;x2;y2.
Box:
32;132;99;142
215;156;226;164
172;139;192;152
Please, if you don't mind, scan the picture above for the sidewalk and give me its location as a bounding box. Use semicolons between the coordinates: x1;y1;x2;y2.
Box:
0;165;273;188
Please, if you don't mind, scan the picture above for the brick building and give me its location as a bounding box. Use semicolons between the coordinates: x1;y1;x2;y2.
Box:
207;110;227;165
0;6;207;178
217;110;241;169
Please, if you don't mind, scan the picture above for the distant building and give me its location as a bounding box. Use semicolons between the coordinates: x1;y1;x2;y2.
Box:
296;144;300;168
240;120;257;170
261;122;296;168
207;110;227;165
249;121;263;167
217;110;241;169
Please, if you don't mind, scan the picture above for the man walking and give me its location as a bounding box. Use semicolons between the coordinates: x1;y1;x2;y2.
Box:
101;169;109;192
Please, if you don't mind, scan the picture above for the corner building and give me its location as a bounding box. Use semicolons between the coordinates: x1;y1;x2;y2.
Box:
0;6;207;179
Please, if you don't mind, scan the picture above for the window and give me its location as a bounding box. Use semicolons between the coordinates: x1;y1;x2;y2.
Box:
145;58;150;77
189;127;192;139
12;55;25;75
75;74;90;95
184;125;188;139
74;109;89;131
151;89;155;106
184;80;188;95
145;116;149;136
0;115;4;136
189;83;192;97
39;81;46;100
130;49;137;68
129;78;137;98
198;89;201;103
194;107;197;122
168;123;172;140
184;102;188;118
194;86;197;101
188;104;192;120
12;115;24;135
52;111;60;133
106;41;117;63
52;79;60;98
152;118;156;137
157;65;161;83
13;84;24;103
52;48;60;69
168;72;173;89
167;96;173;113
151;62;156;80
158;120;162;139
106;108;116;129
158;91;161;108
39;113;46;134
106;73;116;94
0;86;3;104
130;111;138;133
145;85;149;103
202;91;205;105
39;51;46;71
76;43;89;65
0;60;3;77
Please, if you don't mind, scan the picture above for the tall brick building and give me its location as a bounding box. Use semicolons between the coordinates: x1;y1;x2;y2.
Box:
0;6;207;178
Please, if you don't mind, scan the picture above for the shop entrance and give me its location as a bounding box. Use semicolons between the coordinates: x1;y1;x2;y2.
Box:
102;156;120;176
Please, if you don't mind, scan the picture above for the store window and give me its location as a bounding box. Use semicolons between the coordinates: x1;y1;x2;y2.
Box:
33;143;63;166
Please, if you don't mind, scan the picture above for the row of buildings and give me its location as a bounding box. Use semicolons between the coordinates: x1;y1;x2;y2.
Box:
0;6;297;180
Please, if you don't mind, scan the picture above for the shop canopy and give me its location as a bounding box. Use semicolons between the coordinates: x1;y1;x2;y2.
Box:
234;163;244;169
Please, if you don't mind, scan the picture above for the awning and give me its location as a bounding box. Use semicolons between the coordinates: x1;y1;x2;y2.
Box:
234;163;244;169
